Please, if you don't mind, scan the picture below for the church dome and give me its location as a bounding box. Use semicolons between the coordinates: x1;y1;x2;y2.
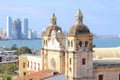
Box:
67;23;90;36
44;25;62;36
67;9;90;36
43;13;62;36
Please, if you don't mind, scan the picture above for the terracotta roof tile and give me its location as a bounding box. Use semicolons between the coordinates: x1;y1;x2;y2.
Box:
15;69;60;80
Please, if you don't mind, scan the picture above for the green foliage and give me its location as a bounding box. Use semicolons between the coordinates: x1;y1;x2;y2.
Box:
1;44;17;51
0;64;18;75
2;75;12;80
10;44;17;50
92;44;96;48
14;46;32;55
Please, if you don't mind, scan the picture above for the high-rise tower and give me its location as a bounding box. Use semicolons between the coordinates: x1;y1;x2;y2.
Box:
12;20;18;39
12;19;22;39
22;18;28;39
6;16;12;39
16;19;22;39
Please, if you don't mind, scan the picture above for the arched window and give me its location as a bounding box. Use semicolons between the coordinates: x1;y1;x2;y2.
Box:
79;41;82;47
71;41;73;47
43;40;45;45
68;40;70;47
70;58;72;65
28;61;29;68
85;41;88;47
69;67;72;72
51;58;56;69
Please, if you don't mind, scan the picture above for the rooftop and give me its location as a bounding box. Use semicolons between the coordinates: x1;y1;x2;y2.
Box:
93;47;120;60
15;69;66;80
93;60;120;69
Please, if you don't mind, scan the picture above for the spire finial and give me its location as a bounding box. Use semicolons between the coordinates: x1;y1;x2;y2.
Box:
75;9;83;23
50;13;57;25
75;9;83;17
51;13;56;19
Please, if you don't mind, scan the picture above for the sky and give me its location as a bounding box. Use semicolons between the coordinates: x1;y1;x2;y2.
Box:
0;0;120;35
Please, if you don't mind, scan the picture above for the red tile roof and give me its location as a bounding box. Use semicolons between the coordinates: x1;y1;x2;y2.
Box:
14;69;60;80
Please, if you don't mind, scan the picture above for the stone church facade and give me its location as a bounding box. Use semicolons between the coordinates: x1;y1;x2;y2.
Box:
19;9;120;80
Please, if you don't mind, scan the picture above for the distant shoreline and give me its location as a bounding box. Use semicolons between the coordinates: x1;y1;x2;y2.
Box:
0;38;42;41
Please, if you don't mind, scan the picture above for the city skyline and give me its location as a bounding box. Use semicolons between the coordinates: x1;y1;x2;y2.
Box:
0;0;120;35
5;17;39;40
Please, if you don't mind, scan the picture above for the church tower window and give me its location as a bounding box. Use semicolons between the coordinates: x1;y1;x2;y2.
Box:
28;61;29;68
68;41;70;47
44;40;45;45
79;41;82;51
46;40;47;45
85;41;89;51
51;58;56;69
71;41;73;47
85;41;88;47
82;58;86;65
70;58;72;65
79;41;82;47
69;67;72;72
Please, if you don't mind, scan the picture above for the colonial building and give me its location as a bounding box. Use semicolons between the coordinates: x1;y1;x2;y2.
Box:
19;9;120;80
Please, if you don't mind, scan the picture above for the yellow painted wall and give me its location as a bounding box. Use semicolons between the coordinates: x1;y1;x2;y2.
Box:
19;55;28;76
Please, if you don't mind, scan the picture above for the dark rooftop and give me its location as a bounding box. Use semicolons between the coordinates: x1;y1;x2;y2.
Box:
93;60;120;69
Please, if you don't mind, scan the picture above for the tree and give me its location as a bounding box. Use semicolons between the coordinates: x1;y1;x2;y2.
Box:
11;44;17;50
14;46;32;55
2;75;12;80
0;64;18;75
92;44;96;48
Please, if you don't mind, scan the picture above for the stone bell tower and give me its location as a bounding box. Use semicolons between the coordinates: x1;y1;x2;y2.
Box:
41;13;65;73
65;9;93;80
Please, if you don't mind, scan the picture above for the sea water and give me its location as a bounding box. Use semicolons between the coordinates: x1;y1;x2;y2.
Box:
93;38;120;48
0;40;42;50
0;38;120;50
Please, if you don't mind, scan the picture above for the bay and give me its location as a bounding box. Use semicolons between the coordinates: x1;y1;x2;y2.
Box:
93;38;120;48
0;38;120;50
0;39;42;50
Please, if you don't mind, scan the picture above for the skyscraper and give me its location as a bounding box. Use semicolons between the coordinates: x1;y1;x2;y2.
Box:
12;20;18;39
6;16;12;39
22;18;28;39
16;19;22;39
12;19;22;39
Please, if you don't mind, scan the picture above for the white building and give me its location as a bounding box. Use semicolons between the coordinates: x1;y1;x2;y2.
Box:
28;29;32;39
6;16;12;39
